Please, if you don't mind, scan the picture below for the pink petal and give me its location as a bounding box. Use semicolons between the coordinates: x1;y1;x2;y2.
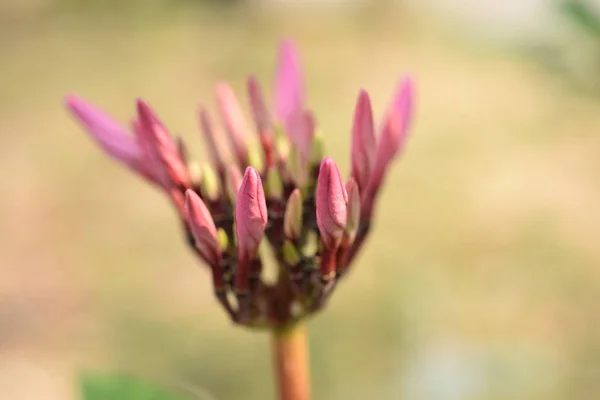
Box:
316;157;348;249
185;189;220;265
215;82;249;166
274;40;304;128
65;95;141;168
235;167;268;260
350;90;376;192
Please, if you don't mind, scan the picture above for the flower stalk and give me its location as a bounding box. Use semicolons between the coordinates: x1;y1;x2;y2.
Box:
271;325;310;400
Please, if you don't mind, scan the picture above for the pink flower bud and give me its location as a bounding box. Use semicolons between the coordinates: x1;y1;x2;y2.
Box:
65;95;142;172
184;189;220;266
350;90;376;192
316;157;348;249
136;99;190;188
215;82;249;166
248;76;276;167
198;107;228;172
247;76;272;139
364;77;414;217
274;40;304;129
235;167;268;260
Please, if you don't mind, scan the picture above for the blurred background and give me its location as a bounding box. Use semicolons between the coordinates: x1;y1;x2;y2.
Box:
2;0;600;399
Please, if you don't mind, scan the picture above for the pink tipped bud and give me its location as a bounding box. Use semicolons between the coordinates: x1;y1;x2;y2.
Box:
316;157;348;249
284;188;303;240
274;40;304;128
350;90;376;192
215;82;249;166
235;167;268;260
65;95;142;170
198;108;228;171
185;189;220;266
136;99;190;188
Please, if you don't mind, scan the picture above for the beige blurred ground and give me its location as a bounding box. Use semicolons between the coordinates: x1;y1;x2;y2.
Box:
1;1;600;399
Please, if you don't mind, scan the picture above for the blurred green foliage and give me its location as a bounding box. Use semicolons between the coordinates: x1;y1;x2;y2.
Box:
81;372;185;400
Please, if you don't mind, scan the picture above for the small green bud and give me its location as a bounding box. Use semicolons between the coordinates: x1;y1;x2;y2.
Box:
217;228;229;251
284;188;303;240
200;164;220;201
345;178;361;241
274;125;290;159
282;240;301;266
188;161;202;186
287;144;307;187
266;167;284;199
310;132;325;165
247;145;264;172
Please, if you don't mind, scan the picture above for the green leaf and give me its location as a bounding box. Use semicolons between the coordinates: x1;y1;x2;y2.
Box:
80;372;186;400
561;0;600;38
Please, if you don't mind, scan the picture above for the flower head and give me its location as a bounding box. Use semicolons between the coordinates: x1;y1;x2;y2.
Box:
66;40;414;328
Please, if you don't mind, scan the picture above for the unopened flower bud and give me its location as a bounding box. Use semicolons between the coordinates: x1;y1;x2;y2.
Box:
283;240;301;266
316;157;348;250
235;167;268;261
185;189;220;266
284;188;303;240
247;76;272;139
310;133;324;166
344;178;360;242
200;164;221;202
266;167;284;199
275;40;304;130
215;82;249;166
198;107;227;172
350;90;376;192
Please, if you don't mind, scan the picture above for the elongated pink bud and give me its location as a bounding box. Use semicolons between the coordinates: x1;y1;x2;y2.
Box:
248;76;275;167
316;157;348;249
185;189;220;266
198;108;227;171
66;95;142;170
274;40;304;128
215;82;249;166
136;99;190;188
247;76;272;138
350;90;376;192
235;167;268;260
364;77;414;216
